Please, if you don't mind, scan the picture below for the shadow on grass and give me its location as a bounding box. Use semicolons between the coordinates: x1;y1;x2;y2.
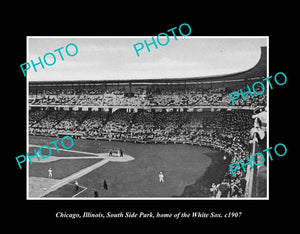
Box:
180;151;231;197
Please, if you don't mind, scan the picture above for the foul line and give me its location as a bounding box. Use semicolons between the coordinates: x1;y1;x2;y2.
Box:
73;187;87;198
67;183;88;198
41;158;110;197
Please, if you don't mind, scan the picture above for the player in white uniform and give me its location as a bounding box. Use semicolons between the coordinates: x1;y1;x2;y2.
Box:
159;172;164;183
48;168;52;179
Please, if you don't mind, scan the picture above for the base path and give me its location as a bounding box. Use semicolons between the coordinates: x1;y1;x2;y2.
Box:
29;153;134;198
29;154;135;163
49;158;110;193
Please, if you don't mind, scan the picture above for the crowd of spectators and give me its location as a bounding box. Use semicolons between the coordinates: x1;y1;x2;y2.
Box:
29;82;266;198
29;83;266;108
29;108;254;198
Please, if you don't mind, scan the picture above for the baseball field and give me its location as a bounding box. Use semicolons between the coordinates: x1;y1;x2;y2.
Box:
28;135;227;198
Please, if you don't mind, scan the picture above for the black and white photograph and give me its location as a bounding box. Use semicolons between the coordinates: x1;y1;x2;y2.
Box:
26;36;268;199
5;9;294;227
2;1;296;228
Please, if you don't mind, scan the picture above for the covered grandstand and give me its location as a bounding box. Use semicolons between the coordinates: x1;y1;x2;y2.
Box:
28;47;267;198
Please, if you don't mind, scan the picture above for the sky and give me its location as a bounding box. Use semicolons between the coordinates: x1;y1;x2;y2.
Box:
27;36;267;81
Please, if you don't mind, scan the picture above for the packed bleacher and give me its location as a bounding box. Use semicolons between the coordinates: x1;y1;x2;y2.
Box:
29;80;266;198
29;84;266;107
29;107;254;197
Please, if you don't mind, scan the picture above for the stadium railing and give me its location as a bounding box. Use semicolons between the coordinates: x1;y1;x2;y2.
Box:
245;118;259;197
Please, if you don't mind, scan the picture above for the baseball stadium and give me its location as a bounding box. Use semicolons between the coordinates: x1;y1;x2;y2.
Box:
28;44;267;199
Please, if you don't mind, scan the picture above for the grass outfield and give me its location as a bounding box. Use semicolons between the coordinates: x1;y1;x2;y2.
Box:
29;158;103;179
29;136;226;198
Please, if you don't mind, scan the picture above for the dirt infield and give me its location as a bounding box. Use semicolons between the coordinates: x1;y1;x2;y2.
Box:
29;177;61;198
29;136;215;198
28;151;135;198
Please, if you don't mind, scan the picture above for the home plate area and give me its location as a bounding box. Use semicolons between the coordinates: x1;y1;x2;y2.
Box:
28;136;217;198
28;145;134;198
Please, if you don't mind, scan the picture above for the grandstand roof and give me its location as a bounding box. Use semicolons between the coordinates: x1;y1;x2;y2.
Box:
29;47;266;86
